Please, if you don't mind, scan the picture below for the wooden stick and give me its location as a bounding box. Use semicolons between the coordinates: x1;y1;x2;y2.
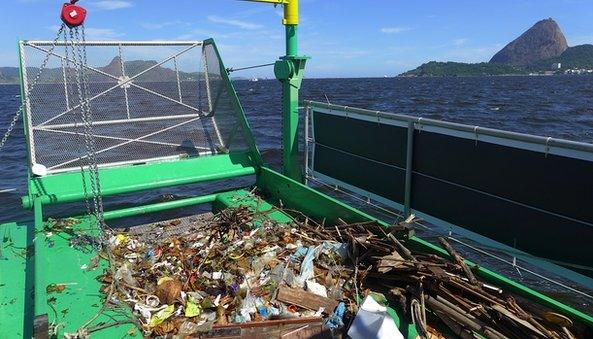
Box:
424;295;509;339
387;234;417;262
438;237;478;286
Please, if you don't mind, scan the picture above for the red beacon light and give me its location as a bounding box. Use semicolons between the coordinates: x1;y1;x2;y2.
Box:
61;0;87;28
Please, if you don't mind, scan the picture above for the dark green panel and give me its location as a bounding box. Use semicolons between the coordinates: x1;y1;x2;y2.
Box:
413;130;593;225
313;111;408;167
411;172;593;276
410;130;593;277
314;144;406;204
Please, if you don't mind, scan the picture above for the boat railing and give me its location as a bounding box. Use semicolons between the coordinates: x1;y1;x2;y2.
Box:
304;100;593;289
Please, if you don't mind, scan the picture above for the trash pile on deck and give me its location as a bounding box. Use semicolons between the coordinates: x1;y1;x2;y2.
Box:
99;205;579;338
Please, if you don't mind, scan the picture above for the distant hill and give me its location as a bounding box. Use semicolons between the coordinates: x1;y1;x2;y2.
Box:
490;18;568;66
0;57;201;84
400;61;525;77
528;44;593;71
401;18;593;77
0;67;19;84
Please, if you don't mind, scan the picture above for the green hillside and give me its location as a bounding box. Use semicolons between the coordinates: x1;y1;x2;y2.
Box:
400;61;525;77
528;44;593;71
401;45;593;77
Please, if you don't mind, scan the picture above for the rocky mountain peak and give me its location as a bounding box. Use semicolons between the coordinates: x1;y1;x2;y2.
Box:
489;18;568;66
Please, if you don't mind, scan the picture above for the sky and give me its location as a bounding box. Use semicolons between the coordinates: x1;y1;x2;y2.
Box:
1;0;593;78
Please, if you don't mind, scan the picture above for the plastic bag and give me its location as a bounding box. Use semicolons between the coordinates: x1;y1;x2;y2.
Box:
149;304;175;328
324;302;346;330
295;246;317;287
295;242;348;287
269;262;296;286
114;263;138;287
178;321;200;336
251;251;276;275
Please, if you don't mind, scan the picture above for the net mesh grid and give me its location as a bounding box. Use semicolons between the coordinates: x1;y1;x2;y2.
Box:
21;41;250;174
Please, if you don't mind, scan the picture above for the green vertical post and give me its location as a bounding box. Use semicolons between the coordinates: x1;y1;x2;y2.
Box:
32;198;48;335
283;24;299;180
286;25;298;56
274;0;308;181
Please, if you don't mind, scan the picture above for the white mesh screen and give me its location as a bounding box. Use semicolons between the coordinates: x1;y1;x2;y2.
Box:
20;40;251;174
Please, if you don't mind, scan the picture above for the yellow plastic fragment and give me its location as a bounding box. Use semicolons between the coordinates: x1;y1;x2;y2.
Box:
115;234;129;246
157;276;174;286
149;305;174;328
185;296;202;318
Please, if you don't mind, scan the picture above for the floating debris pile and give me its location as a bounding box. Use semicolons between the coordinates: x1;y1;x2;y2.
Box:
96;205;581;338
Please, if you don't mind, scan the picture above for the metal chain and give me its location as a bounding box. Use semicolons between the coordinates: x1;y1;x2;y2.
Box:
0;24;66;152
80;25;106;228
63;27;93;222
68;25;106;230
68;27;93;219
0;107;23;151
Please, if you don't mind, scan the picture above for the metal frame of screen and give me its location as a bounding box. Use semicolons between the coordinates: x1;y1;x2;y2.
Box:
304;100;593;284
18;40;234;175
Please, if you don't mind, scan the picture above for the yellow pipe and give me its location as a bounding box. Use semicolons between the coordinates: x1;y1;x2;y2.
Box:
283;0;298;25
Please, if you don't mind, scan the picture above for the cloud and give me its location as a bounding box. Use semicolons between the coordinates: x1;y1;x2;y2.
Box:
91;1;132;10
380;27;411;34
453;38;468;46
207;15;263;30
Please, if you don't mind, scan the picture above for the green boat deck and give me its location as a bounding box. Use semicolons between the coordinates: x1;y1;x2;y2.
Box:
1;188;293;338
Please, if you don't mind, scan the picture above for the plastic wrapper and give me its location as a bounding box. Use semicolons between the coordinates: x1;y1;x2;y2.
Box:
114;263;138;287
149;305;175;328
